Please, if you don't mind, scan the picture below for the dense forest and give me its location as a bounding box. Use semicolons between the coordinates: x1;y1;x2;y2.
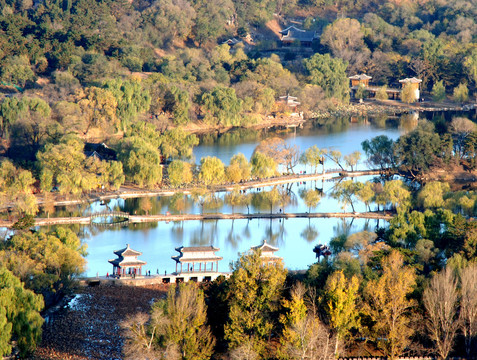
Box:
2;0;477;357
1;0;477;197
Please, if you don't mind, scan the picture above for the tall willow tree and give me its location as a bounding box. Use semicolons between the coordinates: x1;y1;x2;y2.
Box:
303;53;349;103
0;267;44;358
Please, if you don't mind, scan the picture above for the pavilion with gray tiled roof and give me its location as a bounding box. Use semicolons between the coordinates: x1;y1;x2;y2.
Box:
109;244;147;277
251;240;283;264
279;26;318;46
172;245;223;274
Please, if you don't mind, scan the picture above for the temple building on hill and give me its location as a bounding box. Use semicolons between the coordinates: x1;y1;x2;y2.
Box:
251;241;282;264
172;246;223;274
108;244;146;277
278;93;300;109
279;26;318;47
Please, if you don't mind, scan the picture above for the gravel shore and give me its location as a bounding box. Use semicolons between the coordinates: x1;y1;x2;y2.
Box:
29;284;169;360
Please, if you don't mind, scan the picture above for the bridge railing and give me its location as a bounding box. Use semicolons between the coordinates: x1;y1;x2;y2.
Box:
90;211;129;218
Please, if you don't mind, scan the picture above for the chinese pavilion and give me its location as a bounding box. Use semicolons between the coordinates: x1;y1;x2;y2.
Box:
349;73;372;87
108;244;147;277
172;246;223;274
399;77;422;102
251;241;282;264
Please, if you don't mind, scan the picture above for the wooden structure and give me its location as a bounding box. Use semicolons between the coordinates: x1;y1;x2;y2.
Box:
172;246;223;274
108;244;146;277
251;241;282;264
399;77;422;102
348;73;402;100
349;74;372;87
279;26;317;47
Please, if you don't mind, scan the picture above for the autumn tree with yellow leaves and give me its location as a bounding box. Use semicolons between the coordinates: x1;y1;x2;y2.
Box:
324;270;360;358
363;251;416;359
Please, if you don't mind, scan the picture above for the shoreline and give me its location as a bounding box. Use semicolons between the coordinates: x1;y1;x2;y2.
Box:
184;99;475;134
0;169;382;214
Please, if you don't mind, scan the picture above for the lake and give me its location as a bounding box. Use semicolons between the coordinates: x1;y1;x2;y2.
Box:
80;114;412;276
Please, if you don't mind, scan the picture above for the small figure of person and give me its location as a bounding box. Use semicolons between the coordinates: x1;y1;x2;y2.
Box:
106;272;109;278
157;268;159;275
164;270;166;276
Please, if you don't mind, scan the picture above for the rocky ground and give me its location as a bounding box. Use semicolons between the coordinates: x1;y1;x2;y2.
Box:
29;284;169;360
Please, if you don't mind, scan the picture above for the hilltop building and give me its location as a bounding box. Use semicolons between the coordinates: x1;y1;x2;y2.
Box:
279;26;318;47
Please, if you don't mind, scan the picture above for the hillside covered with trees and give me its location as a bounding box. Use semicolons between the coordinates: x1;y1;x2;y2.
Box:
2;0;477;357
1;0;477;198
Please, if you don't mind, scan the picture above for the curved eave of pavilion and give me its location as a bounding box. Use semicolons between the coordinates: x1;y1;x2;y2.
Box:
175;245;221;253
252;241;279;252
349;74;372;80
109;259;147;267
113;244;142;257
399;77;422;84
172;255;223;263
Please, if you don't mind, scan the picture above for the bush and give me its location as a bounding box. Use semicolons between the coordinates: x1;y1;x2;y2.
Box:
453;83;469;103
376;86;389;100
432;80;446;101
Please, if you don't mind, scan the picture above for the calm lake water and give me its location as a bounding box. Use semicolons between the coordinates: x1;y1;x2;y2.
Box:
81;115;413;276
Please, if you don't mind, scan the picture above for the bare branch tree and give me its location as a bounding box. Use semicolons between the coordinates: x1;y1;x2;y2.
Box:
423;267;460;359
121;313;159;360
460;264;477;358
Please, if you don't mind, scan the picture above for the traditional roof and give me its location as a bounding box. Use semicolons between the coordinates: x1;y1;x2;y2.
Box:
176;245;220;253
222;38;241;46
279;26;317;43
113;244;142;257
108;258;147;267
172;245;223;263
349;74;372;80
399;77;422;84
252;240;279;253
251;241;282;261
109;244;146;267
84;142;117;161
